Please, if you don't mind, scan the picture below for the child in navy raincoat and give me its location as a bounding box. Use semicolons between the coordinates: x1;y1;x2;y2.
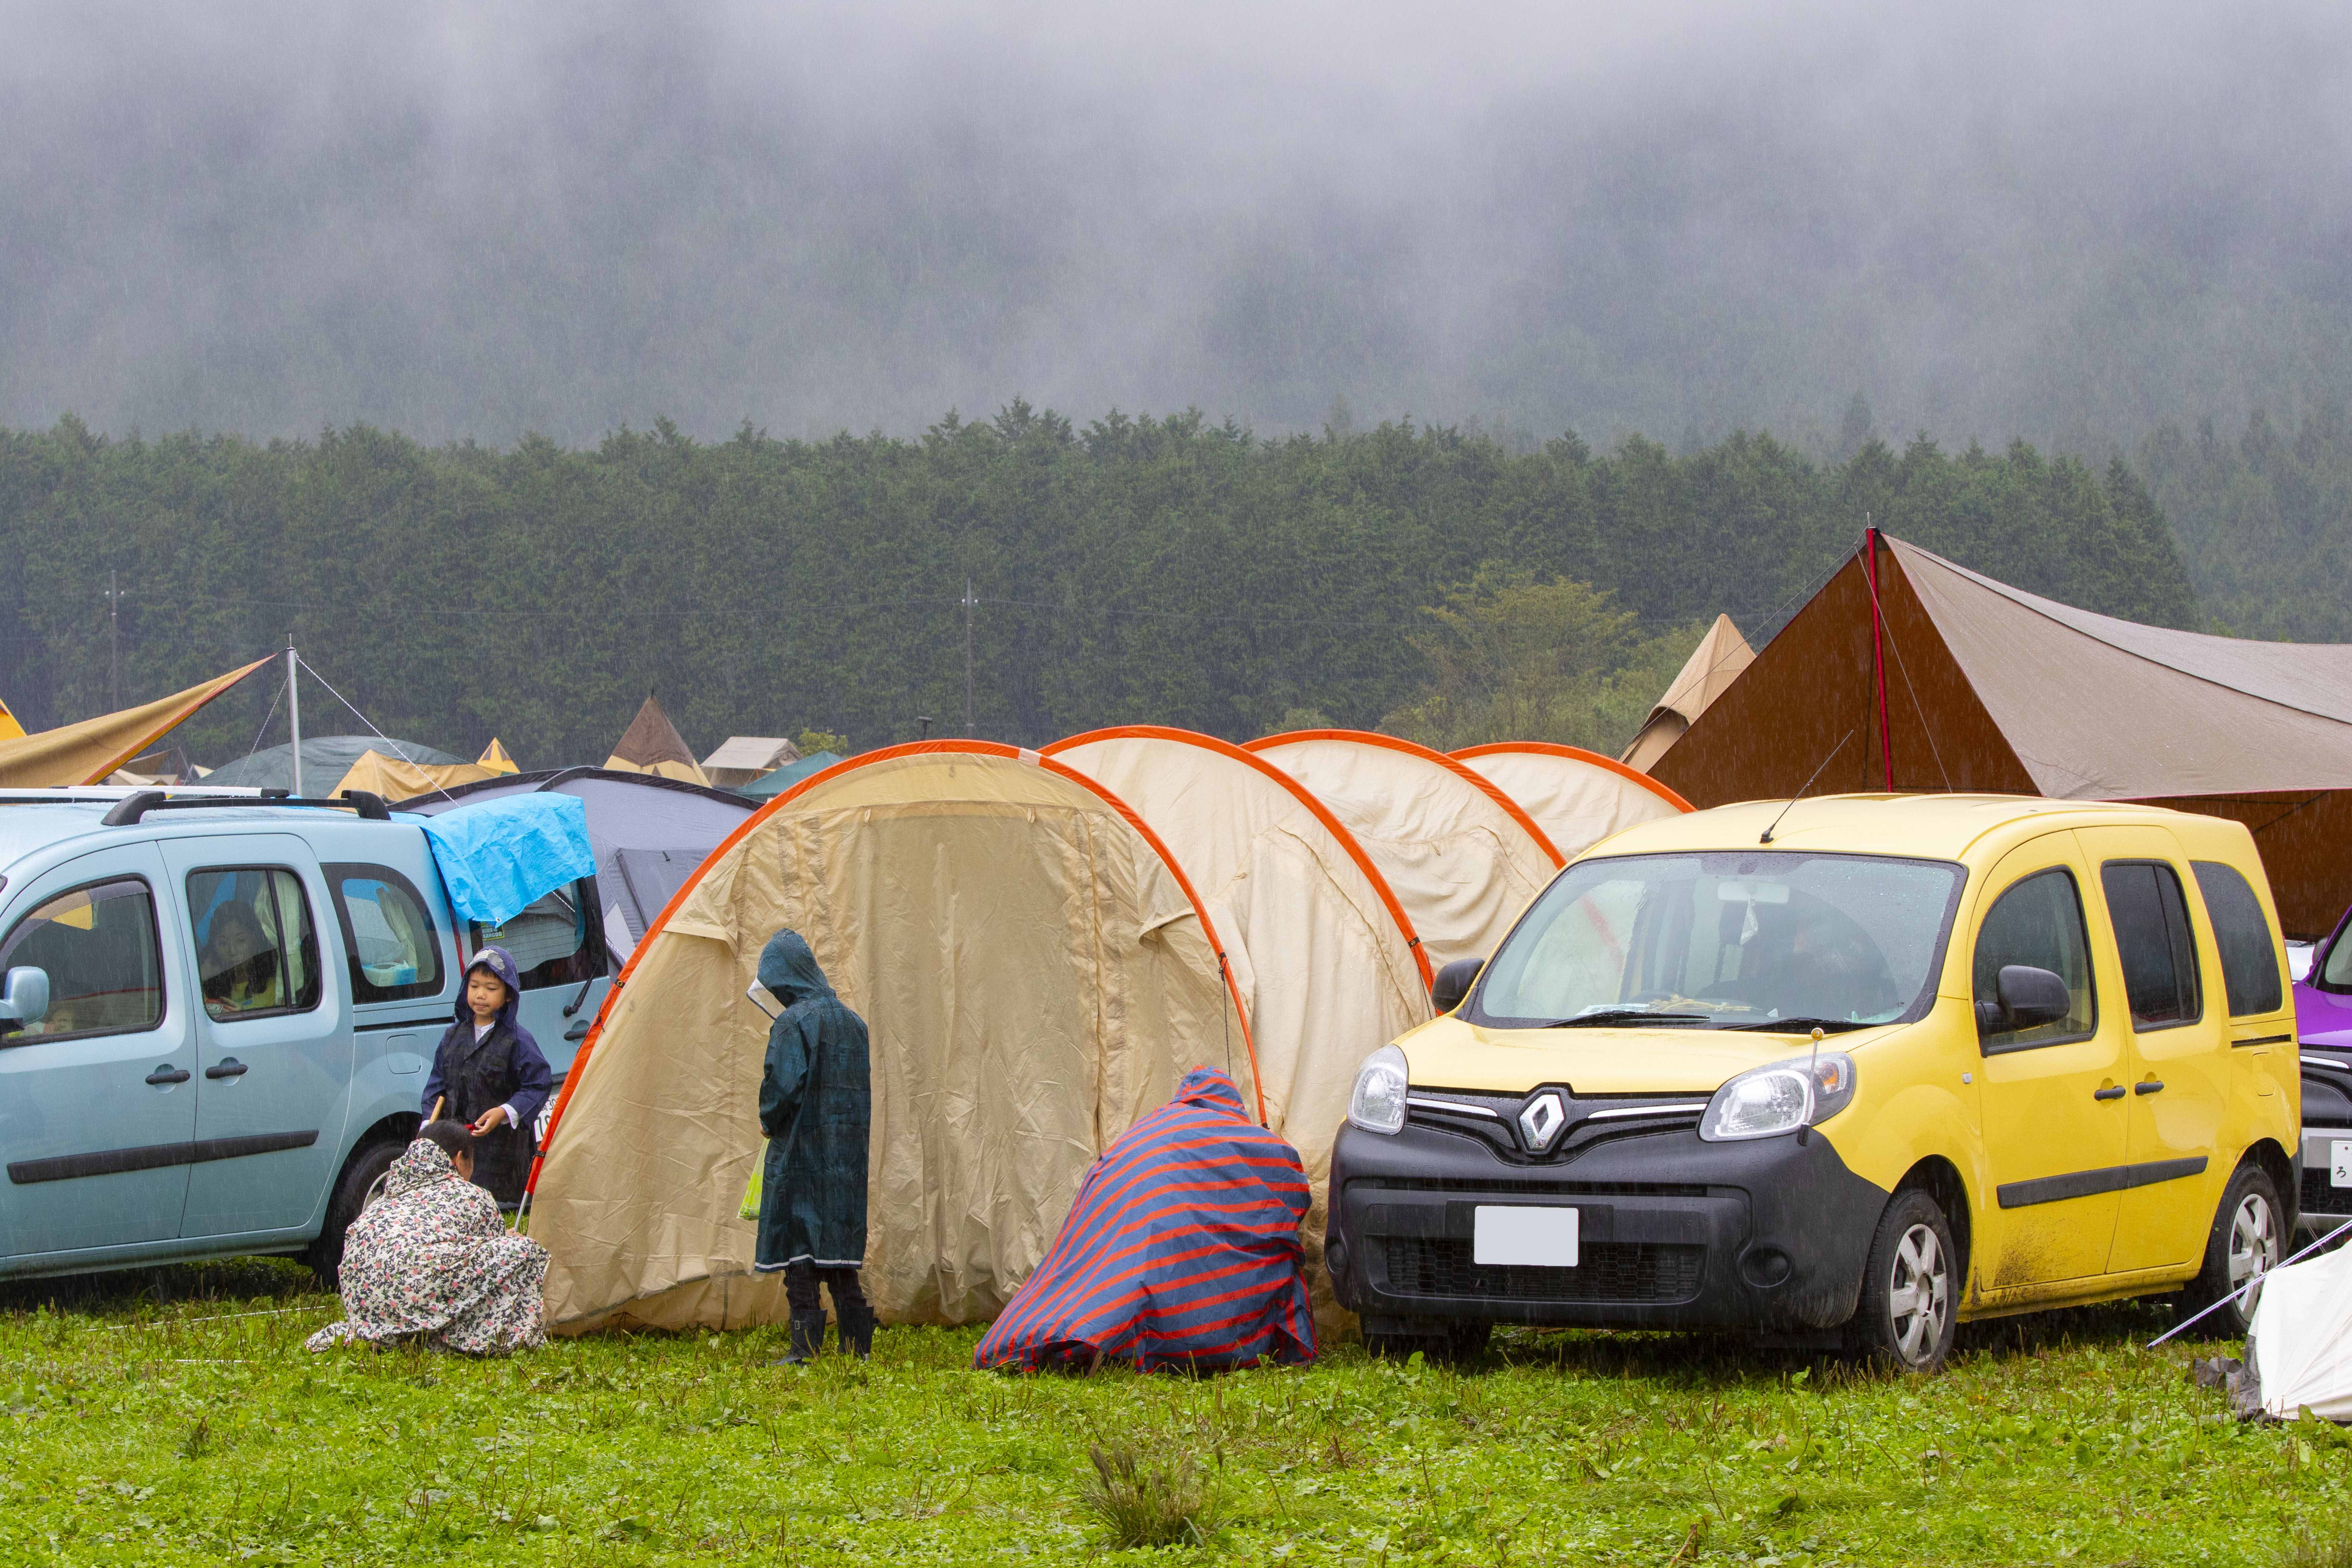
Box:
751;929;874;1362
421;946;553;1208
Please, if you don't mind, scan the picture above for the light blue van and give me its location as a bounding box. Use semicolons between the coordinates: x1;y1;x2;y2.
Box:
0;788;617;1284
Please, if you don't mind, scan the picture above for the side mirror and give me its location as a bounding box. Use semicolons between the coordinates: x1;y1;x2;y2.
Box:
1976;964;2069;1034
1431;957;1484;1015
0;966;51;1033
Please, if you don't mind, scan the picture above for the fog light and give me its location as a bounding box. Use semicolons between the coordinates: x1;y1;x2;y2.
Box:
1741;1246;1793;1288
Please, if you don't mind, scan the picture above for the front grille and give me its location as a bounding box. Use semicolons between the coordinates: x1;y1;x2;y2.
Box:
1380;1237;1706;1304
2302;1169;2352;1218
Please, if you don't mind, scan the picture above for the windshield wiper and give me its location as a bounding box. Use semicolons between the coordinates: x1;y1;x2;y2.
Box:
1535;1010;1713;1029
1716;1016;1872;1033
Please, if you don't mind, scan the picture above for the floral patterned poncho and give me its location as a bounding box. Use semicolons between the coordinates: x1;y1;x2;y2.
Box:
305;1139;549;1356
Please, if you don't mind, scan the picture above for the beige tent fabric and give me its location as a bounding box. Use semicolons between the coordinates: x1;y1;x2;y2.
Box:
1245;731;1562;971
1620;614;1756;771
532;745;1251;1333
1045;727;1432;1321
1452;743;1692;861
329;750;501;802
0;659;271;787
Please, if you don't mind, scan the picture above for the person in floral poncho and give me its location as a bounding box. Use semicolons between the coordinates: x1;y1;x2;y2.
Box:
306;1123;548;1355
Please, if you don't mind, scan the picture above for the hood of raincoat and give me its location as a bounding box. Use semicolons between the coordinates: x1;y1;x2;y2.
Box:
386;1136;468;1200
453;945;523;1029
758;929;835;1007
1174;1065;1249;1120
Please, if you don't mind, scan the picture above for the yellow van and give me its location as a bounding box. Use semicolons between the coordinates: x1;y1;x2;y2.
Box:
1323;795;2300;1370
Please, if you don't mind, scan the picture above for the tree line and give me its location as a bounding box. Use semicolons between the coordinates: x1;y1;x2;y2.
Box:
0;407;2200;770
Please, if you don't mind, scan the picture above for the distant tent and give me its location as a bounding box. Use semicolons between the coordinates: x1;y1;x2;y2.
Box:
0;659;272;788
1245;730;1563;969
1650;533;2352;935
1047;726;1433;1317
1620;613;1755;772
532;743;1255;1332
395;767;755;959
735;751;843;800
477;738;520;775
1453;743;1692;861
203;734;460;793
699;736;799;789
0;696;24;741
603;695;710;787
330;749;501;803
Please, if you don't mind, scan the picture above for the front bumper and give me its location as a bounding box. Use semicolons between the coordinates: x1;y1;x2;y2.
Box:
2300;1127;2352;1228
1326;1118;1891;1332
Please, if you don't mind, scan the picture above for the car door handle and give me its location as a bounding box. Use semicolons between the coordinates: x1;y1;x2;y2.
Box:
205;1058;249;1080
145;1065;192;1086
2134;1079;2164;1096
564;1020;590;1041
2093;1085;2126;1101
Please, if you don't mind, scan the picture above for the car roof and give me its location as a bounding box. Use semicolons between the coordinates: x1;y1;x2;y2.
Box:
0;788;422;866
1585;792;2216;865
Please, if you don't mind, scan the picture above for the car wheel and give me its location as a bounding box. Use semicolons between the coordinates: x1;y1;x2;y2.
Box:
1849;1188;1957;1373
304;1138;404;1291
2177;1164;2282;1339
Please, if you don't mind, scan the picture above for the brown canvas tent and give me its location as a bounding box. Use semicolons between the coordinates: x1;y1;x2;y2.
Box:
603;695;711;787
1620;613;1756;772
0;659;270;788
1650;533;2352;936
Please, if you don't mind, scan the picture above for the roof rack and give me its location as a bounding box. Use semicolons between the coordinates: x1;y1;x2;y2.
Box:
99;789;393;827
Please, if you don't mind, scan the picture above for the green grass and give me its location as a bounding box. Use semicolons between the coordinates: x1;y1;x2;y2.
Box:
2;1260;2348;1565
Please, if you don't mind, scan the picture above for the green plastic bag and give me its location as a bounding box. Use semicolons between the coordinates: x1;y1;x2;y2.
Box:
738;1139;769;1221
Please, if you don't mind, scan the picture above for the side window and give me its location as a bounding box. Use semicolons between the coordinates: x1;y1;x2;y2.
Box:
1973;868;2096;1051
186;867;323;1021
0;879;165;1042
324;862;446;1004
2100;861;2201;1030
469;879;601;990
2191;861;2285;1017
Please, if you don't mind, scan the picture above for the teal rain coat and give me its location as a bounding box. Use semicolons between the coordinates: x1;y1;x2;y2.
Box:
752;931;872;1272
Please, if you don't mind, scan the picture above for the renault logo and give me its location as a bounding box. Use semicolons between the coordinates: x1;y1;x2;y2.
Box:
1518;1090;1567;1152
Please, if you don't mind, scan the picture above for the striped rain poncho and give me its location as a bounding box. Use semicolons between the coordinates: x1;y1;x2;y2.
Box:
974;1067;1315;1371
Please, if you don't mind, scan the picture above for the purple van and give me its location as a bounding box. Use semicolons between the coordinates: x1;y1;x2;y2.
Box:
2294;919;2352;1233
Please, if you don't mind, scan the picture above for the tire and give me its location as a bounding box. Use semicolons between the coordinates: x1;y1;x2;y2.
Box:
1847;1188;1958;1373
2176;1164;2283;1339
305;1139;404;1291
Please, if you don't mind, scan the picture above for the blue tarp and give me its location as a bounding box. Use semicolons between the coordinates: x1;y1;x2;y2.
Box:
418;792;597;929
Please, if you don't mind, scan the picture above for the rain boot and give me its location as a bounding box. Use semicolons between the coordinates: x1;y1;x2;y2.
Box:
775;1310;828;1366
837;1300;875;1360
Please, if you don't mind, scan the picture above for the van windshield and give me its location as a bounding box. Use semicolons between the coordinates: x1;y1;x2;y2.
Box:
1470;851;1967;1031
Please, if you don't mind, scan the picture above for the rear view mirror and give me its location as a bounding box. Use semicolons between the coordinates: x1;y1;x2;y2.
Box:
0;966;51;1034
1975;964;2070;1034
1431;957;1484;1015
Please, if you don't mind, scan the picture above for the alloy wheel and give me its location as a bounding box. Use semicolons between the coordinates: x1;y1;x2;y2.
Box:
1885;1223;1950;1365
2225;1190;2279;1307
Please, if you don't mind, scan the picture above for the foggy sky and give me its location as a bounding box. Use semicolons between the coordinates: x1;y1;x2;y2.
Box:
4;0;2349;452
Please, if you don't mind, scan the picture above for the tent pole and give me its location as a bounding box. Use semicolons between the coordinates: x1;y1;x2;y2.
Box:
1866;525;1892;791
286;635;303;797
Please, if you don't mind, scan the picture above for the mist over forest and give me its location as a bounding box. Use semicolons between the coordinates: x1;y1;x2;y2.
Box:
6;1;2351;453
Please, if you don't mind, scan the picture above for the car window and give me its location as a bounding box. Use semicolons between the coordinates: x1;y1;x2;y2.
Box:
324;862;445;1004
186;867;323;1021
2191;860;2284;1017
470;879;601;990
1973;868;2096;1052
0;878;165;1043
2101;861;2201;1030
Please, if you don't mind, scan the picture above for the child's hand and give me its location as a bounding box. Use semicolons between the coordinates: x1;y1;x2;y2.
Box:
472;1107;510;1133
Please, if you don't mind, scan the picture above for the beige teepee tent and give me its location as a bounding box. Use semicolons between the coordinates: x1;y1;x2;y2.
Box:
531;742;1255;1332
1453;742;1691;861
602;695;711;787
1620;613;1755;772
1245;730;1564;970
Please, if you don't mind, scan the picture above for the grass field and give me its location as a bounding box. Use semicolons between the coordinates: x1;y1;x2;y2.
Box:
2;1260;2346;1566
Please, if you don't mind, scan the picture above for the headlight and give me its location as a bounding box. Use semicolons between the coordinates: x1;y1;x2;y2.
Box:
1698;1053;1856;1142
1348;1044;1410;1135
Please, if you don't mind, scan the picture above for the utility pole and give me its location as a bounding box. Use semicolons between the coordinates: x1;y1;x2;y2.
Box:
962;576;976;737
287;635;303;797
105;570;122;709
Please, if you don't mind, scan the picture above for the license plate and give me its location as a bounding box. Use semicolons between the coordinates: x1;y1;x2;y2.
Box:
1474;1205;1579;1267
2334;1140;2352;1189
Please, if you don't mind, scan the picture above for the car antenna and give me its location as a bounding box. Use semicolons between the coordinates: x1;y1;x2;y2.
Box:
1759;727;1856;844
1797;1025;1825;1147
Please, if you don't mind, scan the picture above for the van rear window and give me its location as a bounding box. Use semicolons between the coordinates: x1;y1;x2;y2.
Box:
324;863;447;1004
2191;860;2284;1016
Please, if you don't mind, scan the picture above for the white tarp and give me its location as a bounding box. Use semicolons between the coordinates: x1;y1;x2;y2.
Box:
2247;1239;2352;1421
1452;742;1691;861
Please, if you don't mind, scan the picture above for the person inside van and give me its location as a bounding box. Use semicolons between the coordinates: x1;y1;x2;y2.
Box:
420;946;551;1208
305;1121;549;1356
200;901;282;1014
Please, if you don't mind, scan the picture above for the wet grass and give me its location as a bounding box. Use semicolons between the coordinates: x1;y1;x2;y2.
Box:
0;1260;2346;1564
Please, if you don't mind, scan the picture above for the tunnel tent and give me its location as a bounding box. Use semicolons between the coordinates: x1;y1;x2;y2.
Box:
1045;725;1432;1312
194;732;459;792
1619;613;1756;772
1244;730;1564;971
530;741;1258;1333
395;767;755;958
1452;742;1692;863
603;694;710;787
1649;532;2352;937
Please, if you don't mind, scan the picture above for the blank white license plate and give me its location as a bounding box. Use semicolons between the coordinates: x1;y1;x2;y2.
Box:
1474;1205;1580;1267
2333;1140;2352;1188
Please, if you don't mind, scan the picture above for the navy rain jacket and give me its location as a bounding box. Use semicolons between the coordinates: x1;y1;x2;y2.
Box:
753;930;872;1272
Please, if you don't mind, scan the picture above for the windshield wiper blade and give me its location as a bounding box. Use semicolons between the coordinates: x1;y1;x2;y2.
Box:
1537;1010;1713;1029
1716;1016;1871;1033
